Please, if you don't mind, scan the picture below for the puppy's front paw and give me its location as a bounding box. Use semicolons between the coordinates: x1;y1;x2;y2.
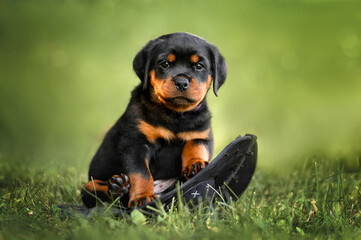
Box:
182;158;208;180
107;174;130;199
128;193;157;207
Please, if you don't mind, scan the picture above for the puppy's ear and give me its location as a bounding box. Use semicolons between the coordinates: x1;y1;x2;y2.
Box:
209;45;227;96
133;40;156;89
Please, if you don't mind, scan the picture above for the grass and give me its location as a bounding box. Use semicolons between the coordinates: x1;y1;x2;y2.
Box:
0;158;360;239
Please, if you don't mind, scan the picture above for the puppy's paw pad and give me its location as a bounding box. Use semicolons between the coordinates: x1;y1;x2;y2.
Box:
107;174;130;198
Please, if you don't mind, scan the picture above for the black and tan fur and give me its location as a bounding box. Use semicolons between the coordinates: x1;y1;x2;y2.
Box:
81;32;227;208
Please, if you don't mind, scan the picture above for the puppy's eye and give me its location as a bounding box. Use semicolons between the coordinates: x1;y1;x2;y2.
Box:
194;62;204;70
160;60;170;69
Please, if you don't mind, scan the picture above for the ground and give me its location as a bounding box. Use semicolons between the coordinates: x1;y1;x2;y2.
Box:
0;158;360;240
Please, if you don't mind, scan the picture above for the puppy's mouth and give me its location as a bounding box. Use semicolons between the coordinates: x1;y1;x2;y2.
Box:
163;96;195;106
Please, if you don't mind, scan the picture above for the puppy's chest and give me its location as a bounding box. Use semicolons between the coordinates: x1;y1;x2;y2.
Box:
149;141;183;180
137;119;210;144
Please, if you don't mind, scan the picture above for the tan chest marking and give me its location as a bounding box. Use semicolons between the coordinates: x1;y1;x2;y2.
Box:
137;120;210;144
137;120;175;143
177;128;211;142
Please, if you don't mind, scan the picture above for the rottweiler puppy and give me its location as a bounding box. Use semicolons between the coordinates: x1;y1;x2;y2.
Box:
81;32;227;208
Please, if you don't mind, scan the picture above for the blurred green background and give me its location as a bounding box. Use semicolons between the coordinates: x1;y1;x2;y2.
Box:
1;0;361;174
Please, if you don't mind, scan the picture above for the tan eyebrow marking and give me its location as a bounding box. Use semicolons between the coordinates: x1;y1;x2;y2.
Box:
167;53;176;62
190;54;199;63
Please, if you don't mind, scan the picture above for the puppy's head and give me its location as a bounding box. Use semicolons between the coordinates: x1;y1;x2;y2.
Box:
133;32;227;112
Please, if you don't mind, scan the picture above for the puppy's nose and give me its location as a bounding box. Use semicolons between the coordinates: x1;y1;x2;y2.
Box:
174;78;190;92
